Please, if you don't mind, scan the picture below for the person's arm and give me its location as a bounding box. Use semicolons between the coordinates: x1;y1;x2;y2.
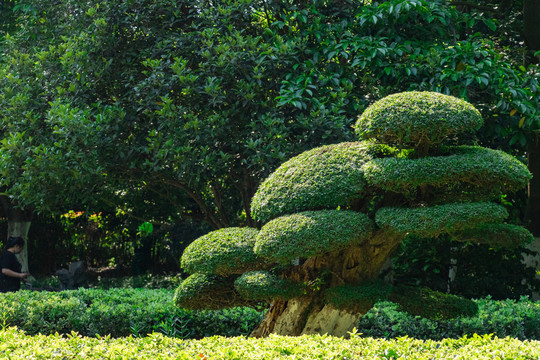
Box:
1;268;27;279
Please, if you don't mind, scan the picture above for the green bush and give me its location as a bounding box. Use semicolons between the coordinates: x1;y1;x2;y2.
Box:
453;223;534;248
254;210;373;263
0;327;539;359
376;202;508;238
357;297;540;341
174;273;245;310
234;271;303;301
0;289;263;338
181;227;266;276
355;91;483;148
363;146;531;196
250;142;396;223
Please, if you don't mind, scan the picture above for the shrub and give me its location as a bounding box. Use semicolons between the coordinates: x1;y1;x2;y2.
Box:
181;227;266;276
234;271;304;301
174;273;244;310
375;202;508;238
355;91;483;148
250;142;396;223
254;210;373;263
363;146;531;197
0;289;263;338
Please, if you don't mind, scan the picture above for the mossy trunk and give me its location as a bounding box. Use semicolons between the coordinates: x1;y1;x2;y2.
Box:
250;230;402;337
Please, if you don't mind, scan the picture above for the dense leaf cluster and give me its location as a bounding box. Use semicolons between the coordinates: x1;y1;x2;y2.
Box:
251;142;395;223
254;210;373;264
234;271;303;301
363;146;531;196
180;227;264;276
355;91;483;148
375;202;509;238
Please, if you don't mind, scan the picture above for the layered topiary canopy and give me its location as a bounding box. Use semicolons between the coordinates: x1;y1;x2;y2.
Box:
174;91;533;337
254;210;373;264
251;142;396;223
181;227;265;276
355;91;483;148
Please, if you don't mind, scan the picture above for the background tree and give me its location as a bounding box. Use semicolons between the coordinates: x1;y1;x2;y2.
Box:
0;0;538;277
174;91;533;337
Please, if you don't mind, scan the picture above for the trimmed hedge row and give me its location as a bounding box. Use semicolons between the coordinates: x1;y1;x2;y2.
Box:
357;297;540;341
2;289;540;341
1;327;540;359
0;289;263;338
355;91;483;148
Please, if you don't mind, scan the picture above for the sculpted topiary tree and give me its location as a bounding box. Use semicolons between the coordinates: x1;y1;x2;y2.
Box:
174;91;533;337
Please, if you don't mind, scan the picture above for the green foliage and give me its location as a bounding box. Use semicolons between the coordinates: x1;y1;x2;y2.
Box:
254;210;373;264
251;142;396;223
174;273;243;310
181;227;266;276
0;288;263;338
355;91;483;148
388;287;478;321
358;297;540;341
453;223;534;248
234;271;303;301
1;327;540;359
324;283;476;320
376;202;508;238
324;282;393;311
392;235;540;300
363;146;532;197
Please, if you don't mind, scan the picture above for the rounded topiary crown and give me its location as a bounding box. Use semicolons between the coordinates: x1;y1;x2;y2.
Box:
355;91;483;149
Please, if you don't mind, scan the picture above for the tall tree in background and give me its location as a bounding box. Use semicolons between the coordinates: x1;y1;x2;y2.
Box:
0;0;537;259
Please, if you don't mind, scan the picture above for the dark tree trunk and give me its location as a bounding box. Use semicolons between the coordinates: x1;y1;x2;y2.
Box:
526;134;540;236
524;0;540;63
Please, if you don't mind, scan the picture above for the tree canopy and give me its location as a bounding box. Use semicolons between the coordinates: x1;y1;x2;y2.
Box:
0;0;537;232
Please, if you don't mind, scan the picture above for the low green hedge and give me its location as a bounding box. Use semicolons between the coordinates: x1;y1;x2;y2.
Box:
0;289;263;338
357;297;540;340
1;327;539;359
4;289;540;342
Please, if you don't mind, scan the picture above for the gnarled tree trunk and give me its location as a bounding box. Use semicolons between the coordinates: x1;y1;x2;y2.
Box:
251;230;402;337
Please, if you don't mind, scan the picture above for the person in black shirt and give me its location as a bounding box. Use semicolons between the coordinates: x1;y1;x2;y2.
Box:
0;236;28;292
